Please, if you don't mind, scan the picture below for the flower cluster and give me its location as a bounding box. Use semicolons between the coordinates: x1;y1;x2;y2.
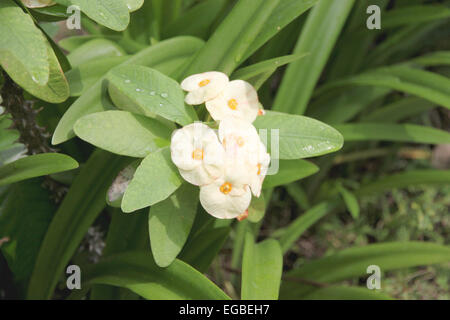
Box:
170;72;270;220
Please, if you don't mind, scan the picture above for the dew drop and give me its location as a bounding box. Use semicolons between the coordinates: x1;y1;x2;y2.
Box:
32;76;39;83
150;91;156;96
161;93;168;98
125;79;131;83
136;88;142;92
159;103;163;107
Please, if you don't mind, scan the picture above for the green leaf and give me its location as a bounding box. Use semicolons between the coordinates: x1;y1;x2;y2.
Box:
0;115;26;166
241;233;282;300
3;39;69;103
231;53;308;89
90;208;148;300
67;39;127;67
337;184;359;219
335;123;450;144
301;286;393;300
53;0;130;31
125;0;144;12
0;153;79;187
356;170;450;197
74;111;171;158
107;65;197;125
0;179;55;281
281;242;450;299
317;66;450;110
273;0;355;114
181;0;282;75
361;97;435;123
149;184;199;268
410;51;450;67
382;5;450;29
307;86;391;124
59;35;117;52
180;224;230;273
27;150;129;299
66;56;129;97
81;251;231;300
242;0;318;61
163;0;227;39
253;111;344;160
247;194;266;223
263;159;319;189
52;37;204;144
122;147;183;213
277;200;340;253
0;0;49;85
28;4;70;22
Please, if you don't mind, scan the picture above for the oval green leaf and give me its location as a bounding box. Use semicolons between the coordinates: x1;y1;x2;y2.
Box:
253;111;344;159
0;153;78;187
149;184;199;268
242;234;282;300
122;147;183;213
107;65;197;126
74;110;171;158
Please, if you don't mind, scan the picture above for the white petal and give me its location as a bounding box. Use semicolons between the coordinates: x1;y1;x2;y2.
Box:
179;167;216;186
206;80;259;122
171;123;224;170
200;180;251;219
170;127;200;171
181;72;229;105
171;123;225;185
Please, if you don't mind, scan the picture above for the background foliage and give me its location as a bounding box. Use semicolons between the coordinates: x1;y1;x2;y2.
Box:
0;0;449;300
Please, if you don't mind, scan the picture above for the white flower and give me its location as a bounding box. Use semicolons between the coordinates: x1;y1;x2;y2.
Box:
219;118;270;197
171;122;224;186
21;0;55;8
206;80;259;123
181;72;229;105
218;118;261;158
199;160;252;219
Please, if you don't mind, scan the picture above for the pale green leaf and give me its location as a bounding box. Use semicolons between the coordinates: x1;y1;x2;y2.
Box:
241;234;282;300
107;65;197;125
0;0;49;85
74;111;171;158
253;111;344;160
53;0;130;31
335;123;450;144
0;153;78;187
82;251;231;300
122;147;183;213
149;184;199;267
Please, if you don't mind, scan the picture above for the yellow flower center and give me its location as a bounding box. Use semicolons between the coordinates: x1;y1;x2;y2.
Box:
236;137;245;147
192;148;204;160
220;182;232;195
257;163;262;175
198;79;210;87
228;98;238;110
